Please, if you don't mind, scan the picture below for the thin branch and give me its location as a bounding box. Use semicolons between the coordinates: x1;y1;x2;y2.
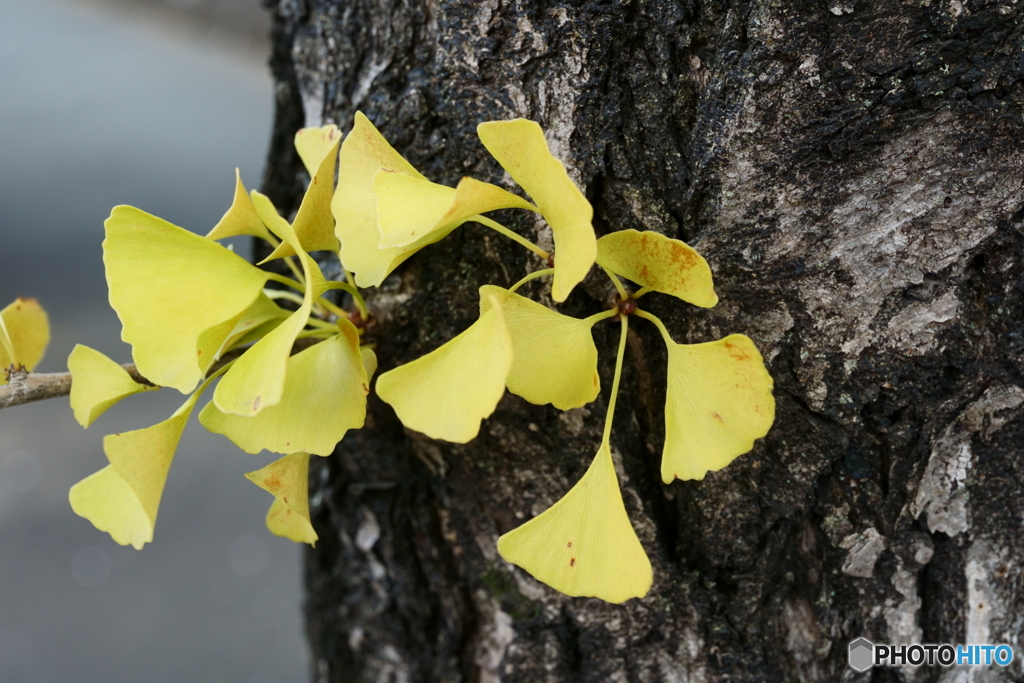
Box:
0;336;325;412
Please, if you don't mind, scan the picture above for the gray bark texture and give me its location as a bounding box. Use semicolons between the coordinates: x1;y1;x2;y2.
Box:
259;0;1024;680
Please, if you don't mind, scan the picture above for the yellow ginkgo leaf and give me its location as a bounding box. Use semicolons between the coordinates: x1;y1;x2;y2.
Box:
361;347;378;380
376;297;512;443
68;344;157;428
333;111;429;287
497;443;652;603
374;173;536;249
213;192;328;417
479;285;599;410
596;230;717;308
69;390;200;549
246;452;317;545
477;119;596;302
0;297;49;383
294;124;341;177
662;334;774;482
200;323;368;455
104;205;269;393
206;169;275;243
265;133;342;260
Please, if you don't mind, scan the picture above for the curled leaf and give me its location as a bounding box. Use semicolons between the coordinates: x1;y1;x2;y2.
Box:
0;297;49;382
477;119;596;302
497;443;652;603
206;169;275;243
104;206;268;393
596;230;717;308
68;344;157;428
662;334;774;482
479;286;599;410
201;323;368;456
246;452;318;545
376;297;512;443
333;112;430;287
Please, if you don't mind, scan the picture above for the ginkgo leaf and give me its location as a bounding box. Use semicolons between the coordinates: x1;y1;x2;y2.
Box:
376;297;512;443
206;169;275;243
201;323;368;455
477;119;596;302
662;334;774;482
214;192;328;417
104;205;269;393
333;111;430;287
246;452;317;545
361;347;378;380
69;390;201;549
596;230;717;308
295;124;341;177
265;133;341;260
68;344;157;428
497;443;652;603
375;173;536;249
0;297;49;382
479;285;599;410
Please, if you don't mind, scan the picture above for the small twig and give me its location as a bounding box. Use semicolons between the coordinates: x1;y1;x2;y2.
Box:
0;337;325;411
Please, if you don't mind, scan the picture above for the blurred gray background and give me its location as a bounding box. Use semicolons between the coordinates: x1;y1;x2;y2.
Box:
0;0;311;681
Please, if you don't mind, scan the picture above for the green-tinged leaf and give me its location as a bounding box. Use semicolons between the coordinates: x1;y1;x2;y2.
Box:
246;452;317;545
206;169;275;243
479;285;599;410
0;297;49;382
375;173;536;249
662;334;774;482
477;119;596;302
596;230;717;307
69;390;201;549
294;124;341;177
213;192;328;416
201;323;368;455
104;206;268;393
376;297;512;443
497;443;652;603
68;344;157;428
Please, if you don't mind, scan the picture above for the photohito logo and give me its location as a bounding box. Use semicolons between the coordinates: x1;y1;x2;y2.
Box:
848;638;1014;671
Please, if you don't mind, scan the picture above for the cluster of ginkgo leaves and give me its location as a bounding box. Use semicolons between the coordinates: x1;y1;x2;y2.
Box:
22;112;774;605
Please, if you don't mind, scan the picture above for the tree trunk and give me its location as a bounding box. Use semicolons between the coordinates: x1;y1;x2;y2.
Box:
261;0;1024;680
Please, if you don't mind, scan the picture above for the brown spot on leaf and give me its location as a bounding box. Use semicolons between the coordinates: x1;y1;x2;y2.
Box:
570;558;576;567
712;412;724;423
362;383;368;392
567;541;572;548
724;340;751;362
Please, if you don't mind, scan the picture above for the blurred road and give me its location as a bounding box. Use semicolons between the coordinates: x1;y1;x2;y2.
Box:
0;0;309;681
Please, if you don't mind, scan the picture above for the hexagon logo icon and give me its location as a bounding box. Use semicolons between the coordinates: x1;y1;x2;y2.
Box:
849;637;874;672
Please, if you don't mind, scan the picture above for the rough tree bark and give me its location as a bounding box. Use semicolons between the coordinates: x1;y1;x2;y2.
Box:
259;0;1024;680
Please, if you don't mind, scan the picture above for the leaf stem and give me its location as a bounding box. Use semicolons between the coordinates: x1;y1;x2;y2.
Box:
633;286;652;299
602;315;629;447
509;268;555;294
323;281;368;319
284;256;306;286
601;266;629;300
633;309;674;346
264;288;306;308
473;215;550;260
265;273;305;291
584;308;620;325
